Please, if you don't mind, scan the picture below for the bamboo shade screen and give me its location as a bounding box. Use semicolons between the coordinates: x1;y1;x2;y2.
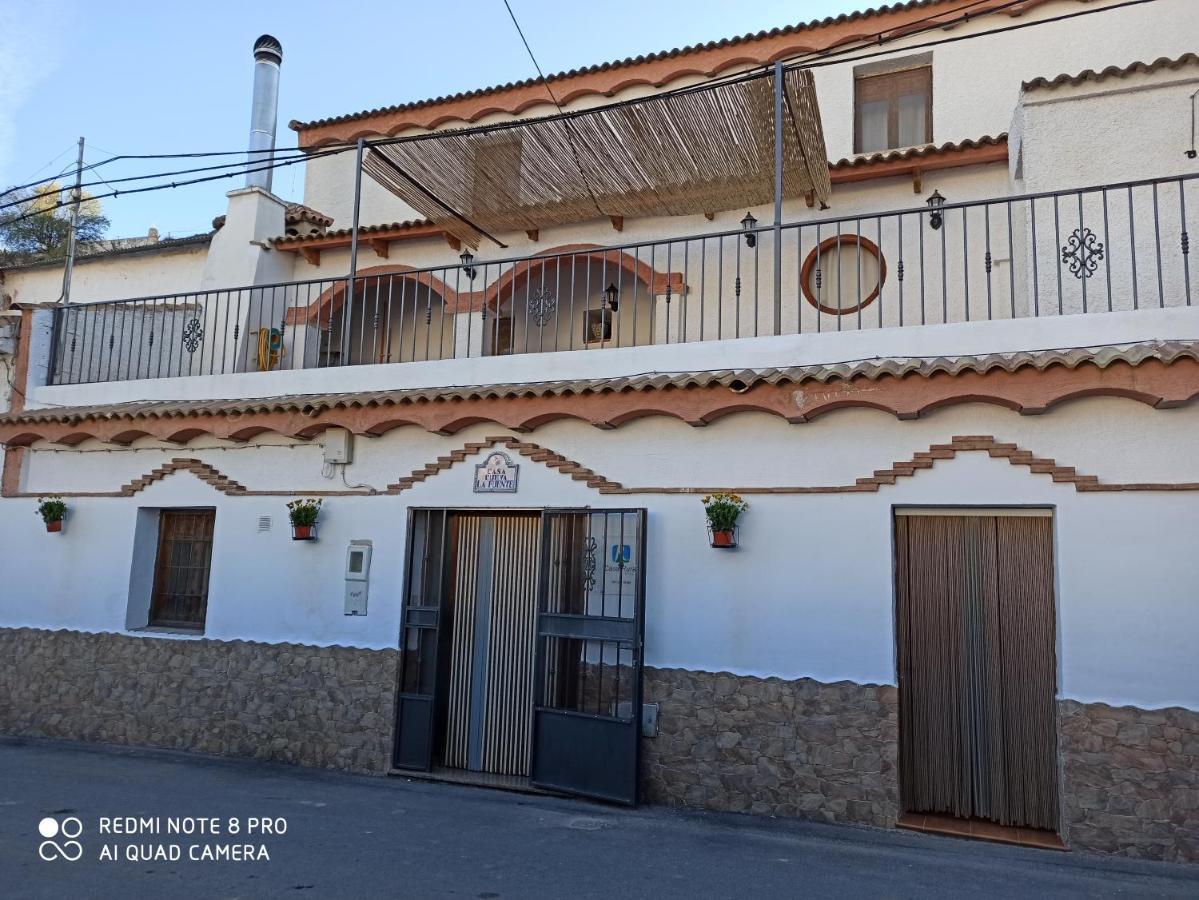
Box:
443;514;481;771
894;514;1060;831
363;68;831;248
442;514;541;776
480;515;541;776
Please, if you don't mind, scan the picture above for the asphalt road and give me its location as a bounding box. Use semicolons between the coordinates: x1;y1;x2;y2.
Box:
1;737;1195;899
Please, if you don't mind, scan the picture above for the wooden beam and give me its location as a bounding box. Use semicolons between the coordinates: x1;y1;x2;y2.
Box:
301;247;320;266
369;238;390;259
912;168;923;194
526;229;539;242
804;191;815;209
609;215;624;232
703;212;715;221
444;234;462;252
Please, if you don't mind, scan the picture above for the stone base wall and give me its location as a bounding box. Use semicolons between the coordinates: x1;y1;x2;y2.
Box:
3;630;1195;861
1060;700;1199;862
0;627;398;774
642;668;899;828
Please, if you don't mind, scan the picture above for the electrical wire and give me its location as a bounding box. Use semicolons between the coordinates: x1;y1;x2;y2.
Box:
1;148;325;211
0;145;329;199
500;0;605;219
368;0;1154;153
0;145;351;228
0;0;1161;230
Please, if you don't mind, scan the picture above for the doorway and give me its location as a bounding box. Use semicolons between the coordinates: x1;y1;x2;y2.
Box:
894;510;1060;833
393;508;647;805
441;513;540;777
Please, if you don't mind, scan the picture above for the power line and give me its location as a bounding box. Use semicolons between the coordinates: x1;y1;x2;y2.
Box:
1;147;325;210
0;145;326;200
0;145;349;229
0;0;1161;230
499;0;603;217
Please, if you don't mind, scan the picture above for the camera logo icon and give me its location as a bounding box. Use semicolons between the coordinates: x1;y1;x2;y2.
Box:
38;816;83;862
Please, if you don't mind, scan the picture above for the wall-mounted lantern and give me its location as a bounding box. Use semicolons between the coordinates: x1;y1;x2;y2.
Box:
603;282;620;312
740;211;758;248
459;249;477;281
926;190;946;231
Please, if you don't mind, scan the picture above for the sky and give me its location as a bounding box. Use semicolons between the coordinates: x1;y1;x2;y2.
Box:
0;0;868;239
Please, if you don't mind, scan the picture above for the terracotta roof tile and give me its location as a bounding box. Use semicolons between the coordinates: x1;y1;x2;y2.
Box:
0;233;212;273
269;135;1007;248
285;203;334;227
1022;53;1199;92
830;134;1007;170
271;218;433;246
290;0;954;132
6;340;1193;426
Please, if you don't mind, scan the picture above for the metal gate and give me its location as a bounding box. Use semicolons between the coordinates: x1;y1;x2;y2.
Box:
530;509;647;805
393;509;450;770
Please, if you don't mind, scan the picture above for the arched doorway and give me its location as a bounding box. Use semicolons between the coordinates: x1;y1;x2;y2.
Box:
298;267;459;366
482;246;669;356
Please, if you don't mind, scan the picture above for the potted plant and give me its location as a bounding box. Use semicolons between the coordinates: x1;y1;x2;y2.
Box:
36;496;67;533
287;498;322;541
702;493;747;548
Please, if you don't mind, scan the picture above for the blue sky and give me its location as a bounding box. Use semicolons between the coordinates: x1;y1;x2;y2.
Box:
0;0;867;238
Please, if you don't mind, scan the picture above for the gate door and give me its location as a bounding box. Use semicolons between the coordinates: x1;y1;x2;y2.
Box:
393;509;451;770
531;509;647;804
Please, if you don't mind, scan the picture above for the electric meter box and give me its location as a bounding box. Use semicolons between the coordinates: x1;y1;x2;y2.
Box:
344;540;372;616
323;428;354;465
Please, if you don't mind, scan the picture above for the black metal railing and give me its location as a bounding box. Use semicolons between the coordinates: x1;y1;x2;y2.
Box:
47;173;1196;386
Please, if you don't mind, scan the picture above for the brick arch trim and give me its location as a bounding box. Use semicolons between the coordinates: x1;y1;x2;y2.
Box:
7;434;1199;500
287;264;460;327
481;244;685;312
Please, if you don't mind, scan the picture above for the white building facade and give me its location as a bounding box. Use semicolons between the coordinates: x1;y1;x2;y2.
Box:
1;0;1196;861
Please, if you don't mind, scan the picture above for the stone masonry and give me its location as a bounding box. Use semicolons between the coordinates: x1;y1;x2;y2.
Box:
1059;699;1199;863
2;629;1195;862
641;667;899;828
0;627;398;774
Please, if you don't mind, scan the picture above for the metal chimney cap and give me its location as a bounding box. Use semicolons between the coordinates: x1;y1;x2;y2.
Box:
253;34;282;64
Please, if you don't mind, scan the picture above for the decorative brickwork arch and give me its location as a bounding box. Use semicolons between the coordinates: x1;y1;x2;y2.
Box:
481;244;684;313
287;264;460;327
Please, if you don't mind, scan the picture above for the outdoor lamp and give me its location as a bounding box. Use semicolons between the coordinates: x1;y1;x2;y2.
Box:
603;282;620;312
460;249;477;280
926;190;946;231
741;211;758;248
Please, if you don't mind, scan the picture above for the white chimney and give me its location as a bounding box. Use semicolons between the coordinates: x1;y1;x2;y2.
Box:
246;34;283;192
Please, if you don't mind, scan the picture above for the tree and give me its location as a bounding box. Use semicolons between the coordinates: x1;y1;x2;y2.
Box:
0;181;110;261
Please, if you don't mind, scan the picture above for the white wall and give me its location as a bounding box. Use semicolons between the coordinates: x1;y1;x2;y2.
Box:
1;244;209;306
29;304;1199;409
3;398;1197;710
299;0;1198;227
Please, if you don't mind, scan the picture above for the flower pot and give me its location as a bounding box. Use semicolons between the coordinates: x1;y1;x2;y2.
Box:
45;519;63;534
292;524;317;541
710;528;737;548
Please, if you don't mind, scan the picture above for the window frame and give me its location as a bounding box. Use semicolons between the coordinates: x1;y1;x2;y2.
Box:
853;63;933;154
147;508;216;632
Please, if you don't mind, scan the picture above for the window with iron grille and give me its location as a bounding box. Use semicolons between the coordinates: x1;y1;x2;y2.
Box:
854;64;932;154
148;509;215;630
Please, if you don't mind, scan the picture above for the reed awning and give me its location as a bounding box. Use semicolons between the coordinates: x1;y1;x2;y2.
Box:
362;68;831;249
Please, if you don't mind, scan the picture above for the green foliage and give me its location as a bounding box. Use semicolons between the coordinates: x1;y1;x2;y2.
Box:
0;181;109;260
286;498;323;527
36;496;66;523
702;492;747;532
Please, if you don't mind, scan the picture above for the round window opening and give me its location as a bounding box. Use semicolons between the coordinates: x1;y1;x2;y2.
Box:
800;234;887;316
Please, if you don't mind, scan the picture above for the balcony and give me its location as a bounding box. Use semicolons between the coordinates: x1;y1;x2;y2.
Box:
45;173;1197;389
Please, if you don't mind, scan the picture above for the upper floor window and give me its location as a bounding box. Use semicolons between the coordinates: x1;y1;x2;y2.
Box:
854;61;932;154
